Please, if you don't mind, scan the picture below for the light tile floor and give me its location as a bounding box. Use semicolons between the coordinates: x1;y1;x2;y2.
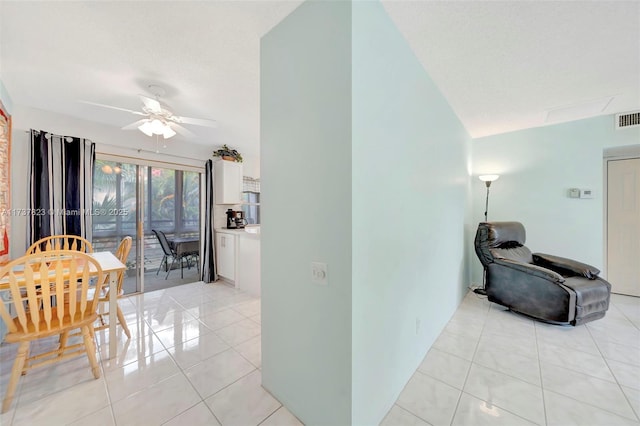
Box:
0;282;300;426
382;292;640;426
0;282;638;426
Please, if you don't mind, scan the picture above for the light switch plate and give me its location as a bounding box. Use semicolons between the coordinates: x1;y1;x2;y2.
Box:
311;262;328;285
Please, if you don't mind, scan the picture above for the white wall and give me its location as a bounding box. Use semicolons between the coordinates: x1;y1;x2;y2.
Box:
261;1;353;425
471;115;640;283
351;3;472;424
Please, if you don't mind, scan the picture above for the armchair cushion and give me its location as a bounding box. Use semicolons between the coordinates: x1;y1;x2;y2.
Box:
491;245;534;264
498;259;565;283
533;253;601;280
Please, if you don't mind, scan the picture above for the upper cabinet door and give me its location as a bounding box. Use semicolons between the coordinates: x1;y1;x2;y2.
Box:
214;160;243;204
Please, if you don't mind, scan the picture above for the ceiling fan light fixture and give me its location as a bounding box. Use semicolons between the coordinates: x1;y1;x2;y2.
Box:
138;121;154;137
149;118;165;134
162;126;176;139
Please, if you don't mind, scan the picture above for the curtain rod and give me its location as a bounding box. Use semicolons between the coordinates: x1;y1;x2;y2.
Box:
24;130;206;163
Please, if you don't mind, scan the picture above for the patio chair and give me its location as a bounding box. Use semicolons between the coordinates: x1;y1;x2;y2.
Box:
152;229;191;279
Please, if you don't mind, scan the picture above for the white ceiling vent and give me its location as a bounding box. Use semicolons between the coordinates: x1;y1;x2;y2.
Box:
616;111;640;129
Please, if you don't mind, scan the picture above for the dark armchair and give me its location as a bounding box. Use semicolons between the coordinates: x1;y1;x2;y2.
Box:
474;221;611;326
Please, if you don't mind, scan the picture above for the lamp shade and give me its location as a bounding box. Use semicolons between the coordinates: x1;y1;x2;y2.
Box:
138;119;176;139
479;174;500;182
149;119;164;134
138;121;154;137
162;126;176;139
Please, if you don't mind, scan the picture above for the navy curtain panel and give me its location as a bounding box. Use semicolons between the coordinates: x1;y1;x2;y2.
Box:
28;130;95;245
201;159;217;283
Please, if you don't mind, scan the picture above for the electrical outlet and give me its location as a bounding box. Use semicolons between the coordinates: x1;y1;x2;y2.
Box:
311;262;328;285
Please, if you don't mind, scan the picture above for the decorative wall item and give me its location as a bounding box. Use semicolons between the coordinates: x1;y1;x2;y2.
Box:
0;101;10;265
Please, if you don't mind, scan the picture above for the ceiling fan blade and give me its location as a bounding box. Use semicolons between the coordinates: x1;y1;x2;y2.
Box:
175;116;218;128
122;119;148;130
172;123;196;139
80;100;146;116
139;95;162;113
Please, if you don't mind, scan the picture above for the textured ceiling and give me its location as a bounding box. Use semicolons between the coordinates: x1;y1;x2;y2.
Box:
1;1;638;156
381;0;640;137
0;1;303;157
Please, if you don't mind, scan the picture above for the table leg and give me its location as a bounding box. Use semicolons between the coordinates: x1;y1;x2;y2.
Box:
108;271;117;359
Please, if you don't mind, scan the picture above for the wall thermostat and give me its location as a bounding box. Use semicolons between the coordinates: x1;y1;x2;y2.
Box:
568;188;593;199
579;189;594;199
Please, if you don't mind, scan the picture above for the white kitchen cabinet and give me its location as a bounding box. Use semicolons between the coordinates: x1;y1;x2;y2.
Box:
237;232;260;297
214;160;243;205
216;232;237;282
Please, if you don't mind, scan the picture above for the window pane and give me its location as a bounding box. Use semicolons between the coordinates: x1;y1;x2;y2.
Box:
119;163;137;236
150;167;175;231
93;160;118;234
182;171;199;230
242;192;259;204
242;191;260;225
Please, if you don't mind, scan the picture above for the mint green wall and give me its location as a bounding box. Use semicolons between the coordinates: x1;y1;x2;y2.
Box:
260;1;353;425
471;115;640;283
351;3;471;424
262;2;472;423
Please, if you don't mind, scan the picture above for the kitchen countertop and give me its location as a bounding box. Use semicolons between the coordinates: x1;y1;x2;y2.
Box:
215;226;260;237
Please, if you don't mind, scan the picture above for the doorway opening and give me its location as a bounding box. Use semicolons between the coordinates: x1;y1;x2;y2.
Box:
92;158;202;294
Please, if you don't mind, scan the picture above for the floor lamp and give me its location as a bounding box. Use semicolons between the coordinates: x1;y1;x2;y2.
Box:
475;174;500;295
479;174;500;222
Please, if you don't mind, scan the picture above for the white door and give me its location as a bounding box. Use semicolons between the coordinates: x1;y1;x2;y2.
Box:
607;158;640;296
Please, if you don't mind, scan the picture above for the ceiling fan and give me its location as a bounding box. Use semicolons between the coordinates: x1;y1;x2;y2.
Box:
82;85;217;140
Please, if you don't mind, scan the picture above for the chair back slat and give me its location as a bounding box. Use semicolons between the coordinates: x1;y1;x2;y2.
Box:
26;264;43;332
0;251;103;336
66;260;76;325
8;273;28;333
54;259;65;328
78;263;89;318
40;263;52;329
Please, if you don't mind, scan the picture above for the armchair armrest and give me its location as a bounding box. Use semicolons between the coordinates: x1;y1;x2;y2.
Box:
497;259;565;283
532;253;600;280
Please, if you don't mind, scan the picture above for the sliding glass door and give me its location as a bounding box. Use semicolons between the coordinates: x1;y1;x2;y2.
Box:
93;158;201;294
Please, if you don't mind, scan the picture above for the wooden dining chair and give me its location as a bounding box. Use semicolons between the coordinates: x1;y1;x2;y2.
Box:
26;235;93;254
94;236;132;339
0;250;104;413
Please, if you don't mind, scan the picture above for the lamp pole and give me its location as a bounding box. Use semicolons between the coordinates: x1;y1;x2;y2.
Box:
484;181;491;222
479;175;499;222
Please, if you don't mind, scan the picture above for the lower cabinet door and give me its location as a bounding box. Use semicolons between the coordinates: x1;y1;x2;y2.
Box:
216;233;236;281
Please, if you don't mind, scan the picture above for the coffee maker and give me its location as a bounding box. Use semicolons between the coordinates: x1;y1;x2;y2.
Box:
226;209;247;229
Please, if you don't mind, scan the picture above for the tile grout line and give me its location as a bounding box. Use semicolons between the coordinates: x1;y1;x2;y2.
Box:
534;321;549;426
448;292;491;426
583;315;640;423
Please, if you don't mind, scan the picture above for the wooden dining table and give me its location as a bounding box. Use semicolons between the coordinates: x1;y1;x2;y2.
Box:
0;251;125;360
